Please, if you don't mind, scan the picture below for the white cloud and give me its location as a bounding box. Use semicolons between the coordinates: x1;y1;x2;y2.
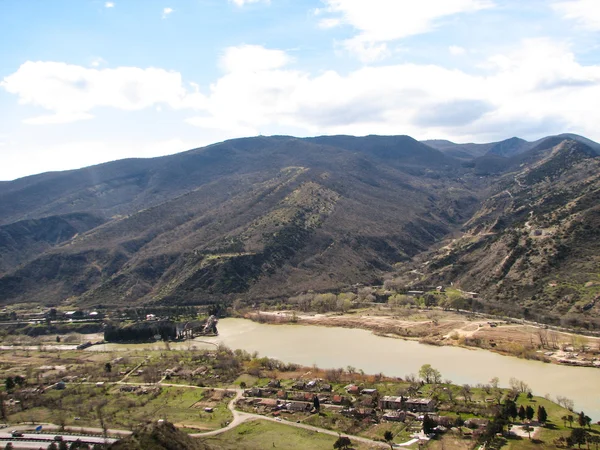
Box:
219;44;292;73
553;0;600;30
104;2;115;8
449;45;467;55
184;40;600;142
162;7;174;19
3;42;600;143
229;0;270;6
316;0;494;61
90;57;107;68
23;113;94;125
0;61;206;124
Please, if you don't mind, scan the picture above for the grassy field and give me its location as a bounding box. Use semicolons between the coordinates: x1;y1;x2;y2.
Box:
8;385;233;432
203;420;375;449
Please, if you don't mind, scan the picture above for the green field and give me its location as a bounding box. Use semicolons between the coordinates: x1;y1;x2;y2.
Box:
204;420;373;450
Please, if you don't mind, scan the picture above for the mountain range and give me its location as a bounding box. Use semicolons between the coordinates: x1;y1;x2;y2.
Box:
0;133;598;324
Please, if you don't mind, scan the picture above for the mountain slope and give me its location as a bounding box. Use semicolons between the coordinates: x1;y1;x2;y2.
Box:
0;136;478;306
413;140;600;324
1;133;599;324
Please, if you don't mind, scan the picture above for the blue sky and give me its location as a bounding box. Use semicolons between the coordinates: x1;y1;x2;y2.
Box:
1;0;599;180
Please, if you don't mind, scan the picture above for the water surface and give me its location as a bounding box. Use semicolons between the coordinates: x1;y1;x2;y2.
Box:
96;318;600;418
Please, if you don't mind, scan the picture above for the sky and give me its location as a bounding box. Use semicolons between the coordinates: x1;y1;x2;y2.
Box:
1;0;600;180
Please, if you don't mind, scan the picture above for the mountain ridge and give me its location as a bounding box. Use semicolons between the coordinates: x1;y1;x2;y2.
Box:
0;133;598;324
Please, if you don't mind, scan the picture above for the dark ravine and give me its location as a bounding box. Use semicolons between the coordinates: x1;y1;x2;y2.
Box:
0;134;598;325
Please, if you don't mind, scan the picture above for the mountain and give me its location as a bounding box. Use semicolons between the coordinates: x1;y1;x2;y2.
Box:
486;137;531;157
421;139;494;160
409;139;600;326
0;133;598;325
0;135;477;306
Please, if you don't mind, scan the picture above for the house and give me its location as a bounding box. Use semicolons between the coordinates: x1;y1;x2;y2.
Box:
267;379;281;388
407;291;424;297
286;401;310;412
292;381;305;390
383;411;406;422
306;380;317;390
345;384;360;394
378;396;404;410
354;408;376;418
54;381;66;390
405;398;435;413
276;390;287;399
248;387;265;397
361;388;378;395
332;395;344;405
465;418;489;429
320;384;332;392
259;398;279;409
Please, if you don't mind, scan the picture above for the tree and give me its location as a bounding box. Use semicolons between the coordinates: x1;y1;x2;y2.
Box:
522;424;533;440
423;414;436;434
561;415;568;427
568;414;574;428
384;430;394;449
333;436;352;449
578;411;587;428
4;444;14;450
58;442;68;450
505;400;518;422
537;405;547;424
509;377;531;394
423;293;437;308
518;405;526;421
47;444;59;450
461;384;472;403
4;377;15;392
418;364;441;384
570;427;588;449
313;395;320;413
588;435;600;450
104;363;112;373
526;405;535;421
490;377;500;389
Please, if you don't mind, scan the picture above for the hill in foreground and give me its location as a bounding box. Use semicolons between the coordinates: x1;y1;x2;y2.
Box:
108;421;211;450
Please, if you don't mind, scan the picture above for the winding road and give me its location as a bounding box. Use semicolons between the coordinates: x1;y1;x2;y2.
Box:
5;381;390;449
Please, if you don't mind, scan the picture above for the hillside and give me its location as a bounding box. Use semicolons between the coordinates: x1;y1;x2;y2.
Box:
409;140;600;326
0;133;598;324
109;421;212;450
0;135;478;306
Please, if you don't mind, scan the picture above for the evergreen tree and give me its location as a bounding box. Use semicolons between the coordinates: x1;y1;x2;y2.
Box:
423;414;436;434
518;405;526;421
526;405;535;421
4;377;15;392
384;430;394;450
505;400;518;421
537;405;548;424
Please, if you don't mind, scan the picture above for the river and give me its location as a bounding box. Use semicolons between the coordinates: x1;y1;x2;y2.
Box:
93;318;600;418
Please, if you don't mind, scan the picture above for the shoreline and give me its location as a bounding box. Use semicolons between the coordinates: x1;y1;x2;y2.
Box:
243;309;600;369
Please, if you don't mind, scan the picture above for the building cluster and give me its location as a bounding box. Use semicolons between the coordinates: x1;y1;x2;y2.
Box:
239;379;443;424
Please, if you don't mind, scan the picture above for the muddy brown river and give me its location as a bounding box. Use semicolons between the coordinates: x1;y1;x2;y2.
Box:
92;318;600;418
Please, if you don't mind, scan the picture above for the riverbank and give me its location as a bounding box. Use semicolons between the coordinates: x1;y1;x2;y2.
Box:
244;308;600;368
